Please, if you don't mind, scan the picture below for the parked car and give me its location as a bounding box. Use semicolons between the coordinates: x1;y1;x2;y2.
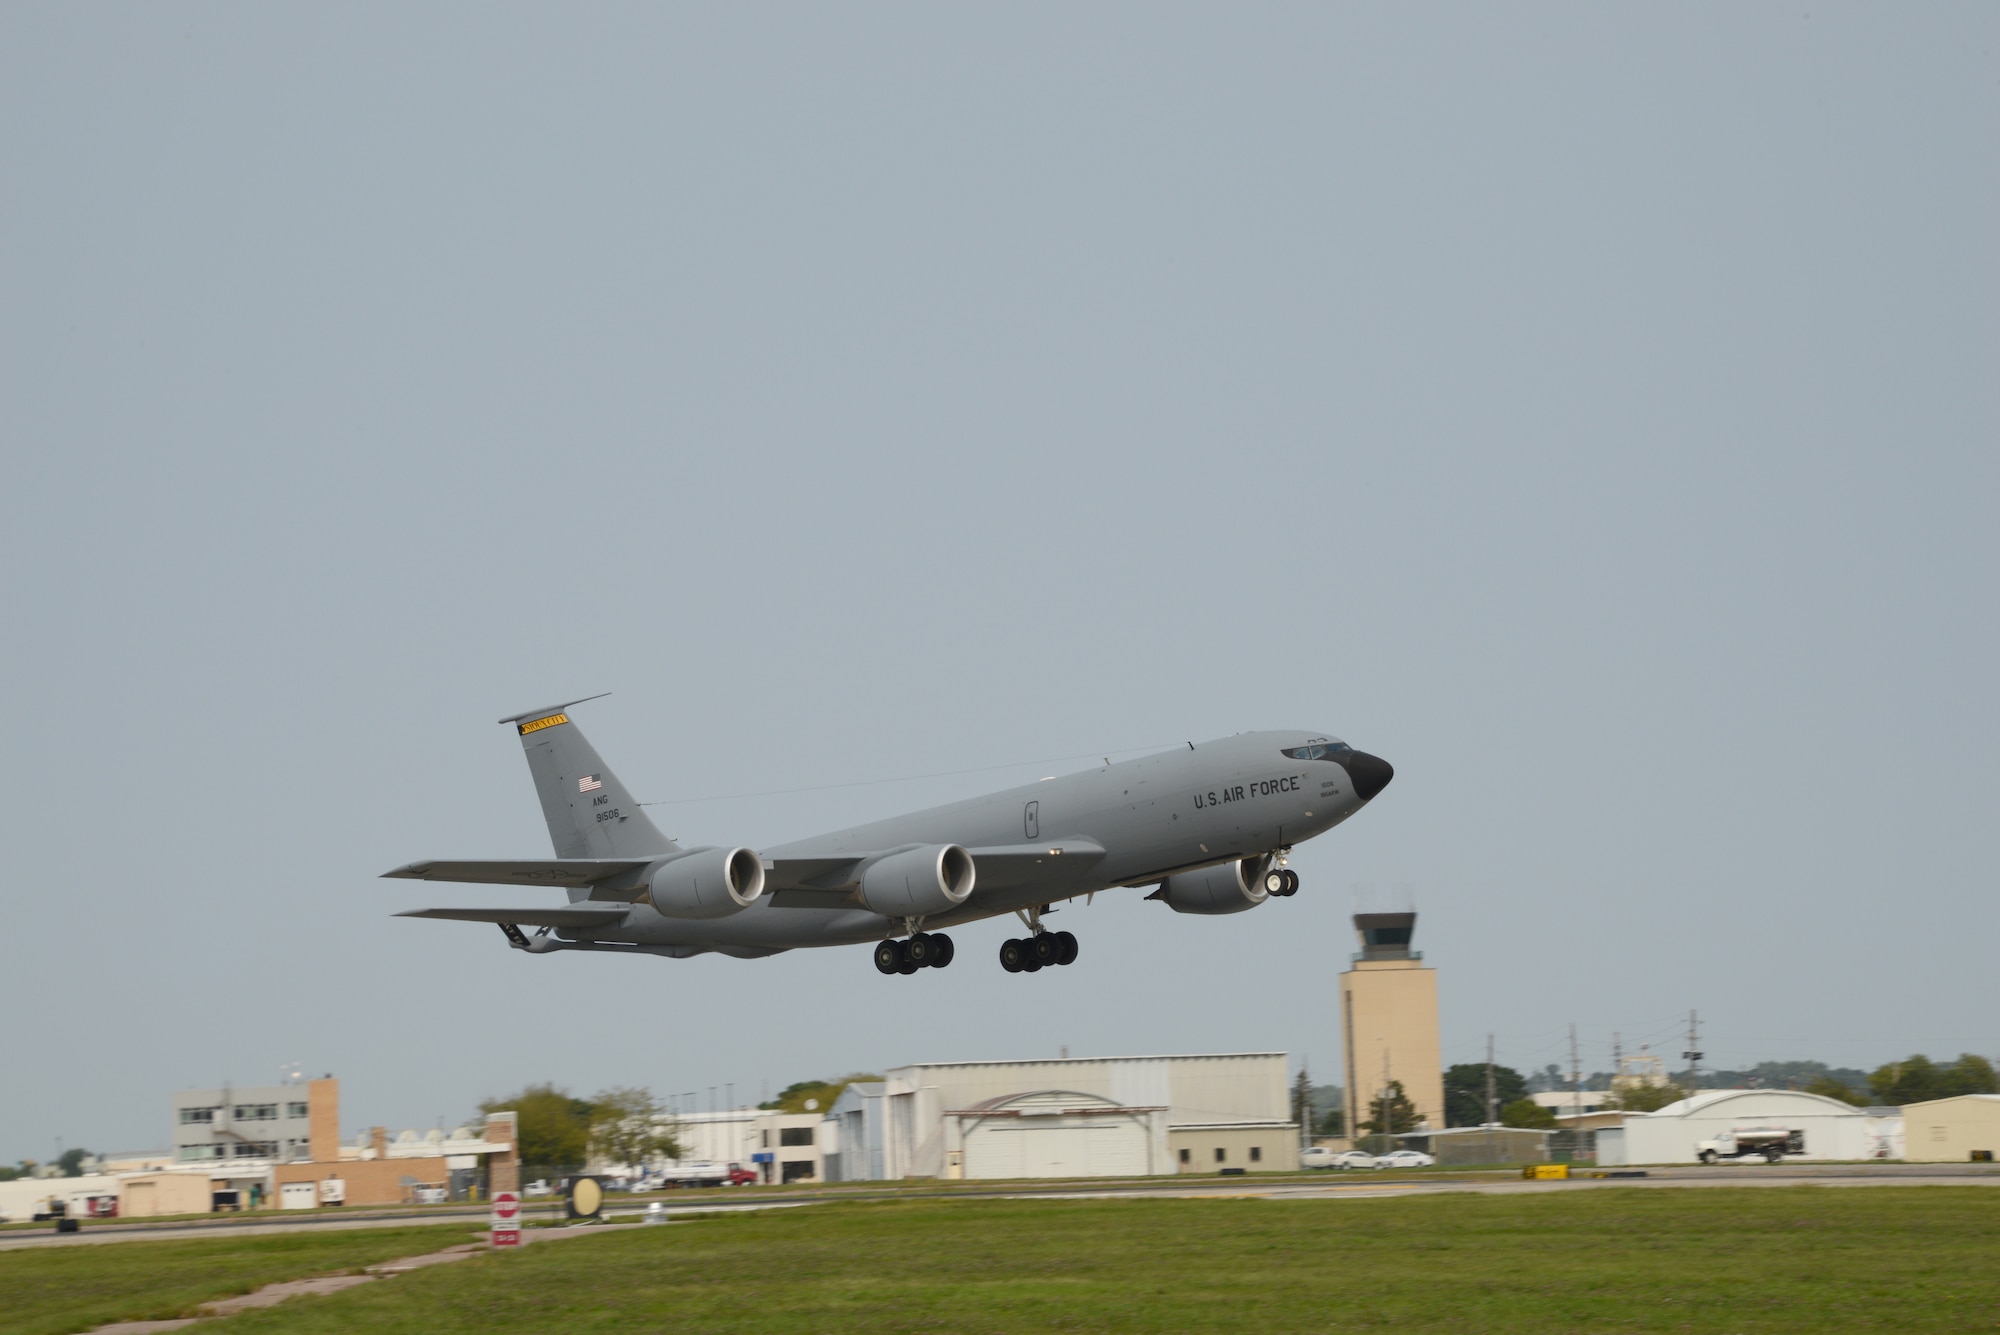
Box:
1299;1146;1340;1170
522;1180;554;1197
1374;1149;1437;1169
1330;1150;1379;1170
412;1186;447;1205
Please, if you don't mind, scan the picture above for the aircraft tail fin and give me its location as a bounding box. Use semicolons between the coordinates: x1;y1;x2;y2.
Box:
498;696;679;860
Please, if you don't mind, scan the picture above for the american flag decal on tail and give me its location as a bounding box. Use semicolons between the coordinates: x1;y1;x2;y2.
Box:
578;774;603;793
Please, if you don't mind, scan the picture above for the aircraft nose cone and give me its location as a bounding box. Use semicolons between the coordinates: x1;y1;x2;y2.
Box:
1345;752;1394;801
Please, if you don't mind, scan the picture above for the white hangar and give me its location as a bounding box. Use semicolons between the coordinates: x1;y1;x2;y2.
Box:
826;1052;1298;1180
1596;1089;1879;1165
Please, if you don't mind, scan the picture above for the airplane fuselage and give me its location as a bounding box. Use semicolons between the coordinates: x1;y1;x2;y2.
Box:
592;730;1373;954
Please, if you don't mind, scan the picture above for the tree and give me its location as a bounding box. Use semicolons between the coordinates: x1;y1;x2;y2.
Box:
1443;1063;1527;1127
0;1163;21;1182
56;1148;91;1178
1500;1098;1557;1130
480;1084;595;1170
1606;1084;1686;1113
1869;1054;2000;1106
1804;1074;1868;1107
589;1087;681;1169
1291;1070;1315;1132
758;1075;880;1115
1359;1080;1420;1135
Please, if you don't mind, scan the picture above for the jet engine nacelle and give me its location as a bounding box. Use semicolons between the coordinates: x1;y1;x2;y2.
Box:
1154;857;1271;915
858;844;976;918
646;847;766;919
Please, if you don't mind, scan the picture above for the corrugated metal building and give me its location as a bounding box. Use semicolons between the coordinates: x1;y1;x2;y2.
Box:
1900;1095;2000;1162
825;1053;1297;1180
1596;1090;1875;1165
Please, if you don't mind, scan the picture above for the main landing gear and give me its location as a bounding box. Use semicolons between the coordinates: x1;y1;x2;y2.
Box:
999;930;1078;973
874;932;956;976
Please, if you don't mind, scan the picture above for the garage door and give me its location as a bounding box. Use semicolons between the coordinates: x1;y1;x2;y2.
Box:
964;1116;1149;1179
281;1182;318;1210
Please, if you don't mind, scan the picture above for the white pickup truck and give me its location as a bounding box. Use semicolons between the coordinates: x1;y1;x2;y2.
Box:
1696;1126;1804;1163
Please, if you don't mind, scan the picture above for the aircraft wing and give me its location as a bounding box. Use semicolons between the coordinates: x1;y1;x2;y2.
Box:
381;858;654;889
396;905;631;927
761;839;1105;907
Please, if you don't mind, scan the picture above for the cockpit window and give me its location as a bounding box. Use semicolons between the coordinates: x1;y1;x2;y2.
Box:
1282;740;1353;761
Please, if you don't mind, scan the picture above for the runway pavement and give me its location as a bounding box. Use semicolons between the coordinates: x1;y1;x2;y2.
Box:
5;1162;1994;1250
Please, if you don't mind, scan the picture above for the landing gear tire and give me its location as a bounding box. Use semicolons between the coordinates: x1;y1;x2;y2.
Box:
1280;869;1300;896
1053;930;1079;966
999;938;1026;972
1263;869;1287;896
905;934;934;968
1028;933;1059;968
929;933;955;968
874;940;904;975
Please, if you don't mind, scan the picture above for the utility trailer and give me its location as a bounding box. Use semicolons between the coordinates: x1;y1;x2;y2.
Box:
1696;1126;1806;1163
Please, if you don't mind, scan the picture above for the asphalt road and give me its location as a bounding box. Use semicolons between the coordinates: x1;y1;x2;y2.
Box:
5;1162;1995;1251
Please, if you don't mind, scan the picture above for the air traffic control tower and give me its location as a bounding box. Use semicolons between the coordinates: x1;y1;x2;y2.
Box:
1341;912;1443;1137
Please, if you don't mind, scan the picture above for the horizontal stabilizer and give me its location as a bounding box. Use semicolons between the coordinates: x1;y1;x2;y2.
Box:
381;858;654;888
396;905;631;928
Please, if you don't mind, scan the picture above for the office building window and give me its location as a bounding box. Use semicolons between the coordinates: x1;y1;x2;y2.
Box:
1214;1147;1226;1163
1178;1148;1190;1164
180;1107;217;1124
1250;1147;1262;1162
287;1102;309;1119
779;1127;814;1147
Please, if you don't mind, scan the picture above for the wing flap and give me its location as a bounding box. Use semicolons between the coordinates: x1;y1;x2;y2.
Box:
964;839;1106;890
396;906;632;928
381;859;654;888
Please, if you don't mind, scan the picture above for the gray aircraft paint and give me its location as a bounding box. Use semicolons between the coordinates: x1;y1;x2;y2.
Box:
389;702;1392;960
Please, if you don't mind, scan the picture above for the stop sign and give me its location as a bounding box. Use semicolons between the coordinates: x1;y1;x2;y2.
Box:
492;1191;520;1221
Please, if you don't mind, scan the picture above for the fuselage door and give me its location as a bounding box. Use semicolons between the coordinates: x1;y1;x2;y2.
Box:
1024;801;1039;840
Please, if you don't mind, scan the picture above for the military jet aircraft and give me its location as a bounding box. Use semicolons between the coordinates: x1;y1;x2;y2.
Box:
388;696;1393;975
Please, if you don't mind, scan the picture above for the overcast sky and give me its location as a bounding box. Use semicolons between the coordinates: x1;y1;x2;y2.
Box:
3;4;1994;1159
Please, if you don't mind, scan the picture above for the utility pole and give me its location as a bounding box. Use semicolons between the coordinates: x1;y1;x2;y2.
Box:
1485;1034;1498;1126
1682;1010;1704;1092
1569;1024;1582;1123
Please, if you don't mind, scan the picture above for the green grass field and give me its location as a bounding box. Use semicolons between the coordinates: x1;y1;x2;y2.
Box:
89;1187;2000;1334
0;1223;482;1335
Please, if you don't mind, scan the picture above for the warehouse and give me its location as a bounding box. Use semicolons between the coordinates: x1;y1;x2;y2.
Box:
1899;1095;2000;1163
826;1052;1297;1180
1596;1089;1874;1165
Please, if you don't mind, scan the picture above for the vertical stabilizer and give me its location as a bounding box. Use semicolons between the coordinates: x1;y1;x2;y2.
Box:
498;698;678;859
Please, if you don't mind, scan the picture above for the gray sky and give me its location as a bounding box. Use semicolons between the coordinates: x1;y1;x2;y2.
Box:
3;4;1994;1158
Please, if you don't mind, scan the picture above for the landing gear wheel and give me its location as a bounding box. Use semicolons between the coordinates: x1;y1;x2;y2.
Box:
1028;933;1060;968
1053;930;1079;966
874;940;903;975
929;933;955;968
905;934;934;968
1263;869;1287;896
896;943;922;975
1280;869;1300;896
999;938;1026;973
